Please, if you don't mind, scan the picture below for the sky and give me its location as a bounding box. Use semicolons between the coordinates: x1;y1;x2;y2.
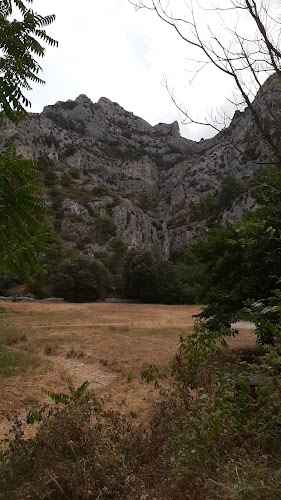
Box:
23;0;278;141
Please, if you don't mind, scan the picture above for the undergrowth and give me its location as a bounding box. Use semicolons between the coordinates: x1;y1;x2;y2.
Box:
1;320;281;498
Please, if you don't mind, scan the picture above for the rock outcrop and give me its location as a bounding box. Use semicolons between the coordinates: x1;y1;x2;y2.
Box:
1;74;280;257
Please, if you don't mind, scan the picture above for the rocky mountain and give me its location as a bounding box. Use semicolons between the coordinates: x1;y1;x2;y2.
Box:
1;74;280;258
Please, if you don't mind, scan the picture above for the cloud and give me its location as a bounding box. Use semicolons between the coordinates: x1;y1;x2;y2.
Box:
25;0;273;141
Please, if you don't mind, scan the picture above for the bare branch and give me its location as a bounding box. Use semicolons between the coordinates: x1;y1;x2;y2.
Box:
129;0;281;162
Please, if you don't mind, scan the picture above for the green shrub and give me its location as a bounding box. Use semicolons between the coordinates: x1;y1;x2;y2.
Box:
36;155;55;173
109;238;127;274
52;254;113;302
123;248;159;302
90;184;120;205
122;248;204;304
219;174;242;209
0;272;16;296
44;169;57;187
137;192;159;213
92;212;115;242
60;171;73;187
189;176;242;222
68;166;80;179
36;155;58;187
92;184;112;197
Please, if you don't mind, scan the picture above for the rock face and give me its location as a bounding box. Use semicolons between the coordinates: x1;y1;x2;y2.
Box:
1;75;280;257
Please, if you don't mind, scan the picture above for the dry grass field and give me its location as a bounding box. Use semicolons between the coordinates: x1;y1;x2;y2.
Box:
0;301;257;435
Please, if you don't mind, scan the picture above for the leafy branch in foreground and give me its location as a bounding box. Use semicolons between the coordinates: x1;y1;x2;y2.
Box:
0;141;54;281
25;379;101;426
44;378;93;406
0;0;58;123
242;290;281;345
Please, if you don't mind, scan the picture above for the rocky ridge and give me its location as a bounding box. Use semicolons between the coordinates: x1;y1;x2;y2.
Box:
1;74;281;257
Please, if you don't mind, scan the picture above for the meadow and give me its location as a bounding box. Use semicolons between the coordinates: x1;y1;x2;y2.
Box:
3;302;280;500
0;301;256;434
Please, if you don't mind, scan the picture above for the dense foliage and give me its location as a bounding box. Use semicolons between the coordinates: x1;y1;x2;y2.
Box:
123;247;204;304
0;0;57;281
123;248;159;302
51;254;113;302
189;166;281;334
0;0;57;122
0;141;54;281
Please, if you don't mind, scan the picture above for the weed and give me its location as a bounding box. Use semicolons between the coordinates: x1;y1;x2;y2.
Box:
26;403;59;425
44;345;53;356
66;347;84;359
141;363;161;387
126;371;133;383
44;378;97;407
6;333;27;346
6;410;24;440
129;410;137;418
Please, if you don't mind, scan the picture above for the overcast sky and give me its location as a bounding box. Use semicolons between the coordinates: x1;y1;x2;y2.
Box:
24;0;275;141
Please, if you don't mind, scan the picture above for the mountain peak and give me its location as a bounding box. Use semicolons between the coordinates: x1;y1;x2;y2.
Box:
98;97;115;106
97;97;127;113
75;94;93;105
154;120;180;137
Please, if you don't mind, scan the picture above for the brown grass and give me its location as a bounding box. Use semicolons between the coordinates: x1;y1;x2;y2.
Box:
0;302;256;435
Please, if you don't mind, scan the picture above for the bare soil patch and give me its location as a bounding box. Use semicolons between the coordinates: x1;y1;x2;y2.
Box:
0;302;257;435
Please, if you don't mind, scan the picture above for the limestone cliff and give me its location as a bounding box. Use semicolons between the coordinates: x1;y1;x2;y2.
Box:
1;74;280;257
